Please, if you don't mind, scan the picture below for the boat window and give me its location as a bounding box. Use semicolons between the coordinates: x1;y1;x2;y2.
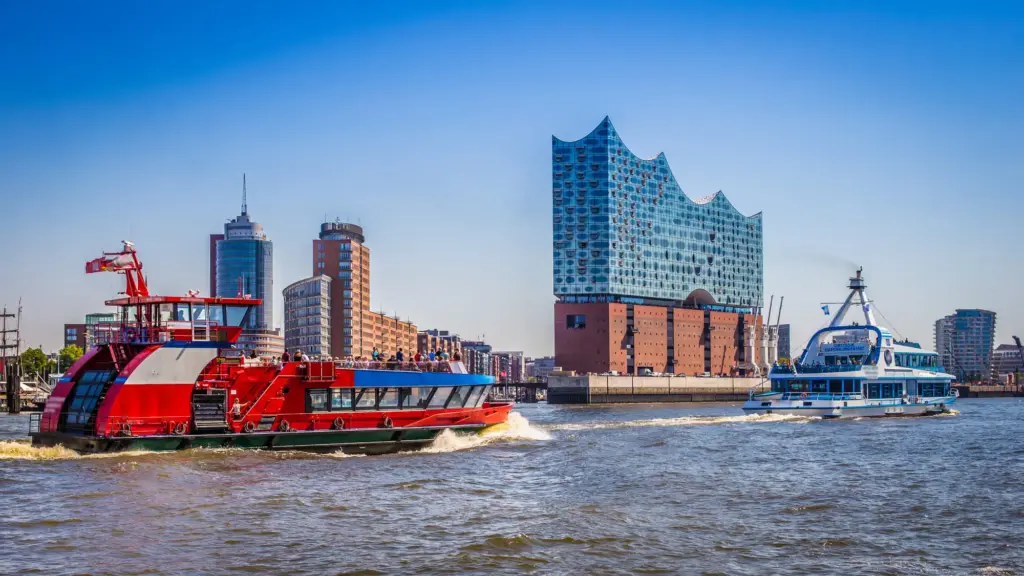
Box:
882;383;893;398
307;389;329;412
225;305;251;327
158;303;173;323
401;388;431;409
191;304;208;322
174;304;190;321
811;380;827;393
828;379;842;394
209;305;225;326
448;386;471;408
377;388;400;409
465;386;486;408
868;382;880;399
771;380;784;393
330;388;352;410
354;388;377;409
427;387;454;409
788;380;807;393
848;380;862;394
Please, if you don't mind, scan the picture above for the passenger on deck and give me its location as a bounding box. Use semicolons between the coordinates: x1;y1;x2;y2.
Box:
282;351;290;362
453;350;461;362
428;351;436;362
414;351;422;363
396;348;404;362
248;350;258;359
441;350;450;361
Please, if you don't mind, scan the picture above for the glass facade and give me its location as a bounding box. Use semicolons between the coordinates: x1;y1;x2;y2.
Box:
216;239;273;329
552;117;763;307
283;275;332;357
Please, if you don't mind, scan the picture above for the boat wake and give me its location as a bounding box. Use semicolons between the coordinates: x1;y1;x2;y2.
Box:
420;412;551;454
0;440;82;460
544;412;813;432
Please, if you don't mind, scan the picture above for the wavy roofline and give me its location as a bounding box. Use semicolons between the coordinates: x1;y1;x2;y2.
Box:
553;117;761;220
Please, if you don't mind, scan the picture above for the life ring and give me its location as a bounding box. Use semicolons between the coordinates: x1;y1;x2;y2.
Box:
121;422;132;436
333;417;345;430
174;422;187;435
799;392;808;399
382;416;393;429
279;420;290;432
243;420;256;433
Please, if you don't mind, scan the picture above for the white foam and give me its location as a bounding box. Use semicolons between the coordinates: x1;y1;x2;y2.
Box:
420;412;551;454
544;412;813;432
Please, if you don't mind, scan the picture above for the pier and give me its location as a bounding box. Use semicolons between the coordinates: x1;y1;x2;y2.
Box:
547;374;761;404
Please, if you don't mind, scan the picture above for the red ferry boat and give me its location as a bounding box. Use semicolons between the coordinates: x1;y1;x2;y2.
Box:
30;242;512;454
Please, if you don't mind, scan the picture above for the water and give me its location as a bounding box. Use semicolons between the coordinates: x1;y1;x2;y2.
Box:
1;399;1021;575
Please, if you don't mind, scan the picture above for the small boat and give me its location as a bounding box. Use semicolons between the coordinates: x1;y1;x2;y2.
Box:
30;242;512;454
743;268;957;418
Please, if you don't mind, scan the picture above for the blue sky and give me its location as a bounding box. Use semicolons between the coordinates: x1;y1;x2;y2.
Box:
1;0;1022;356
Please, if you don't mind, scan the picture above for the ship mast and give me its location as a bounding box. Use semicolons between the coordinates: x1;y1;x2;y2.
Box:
828;268;876;328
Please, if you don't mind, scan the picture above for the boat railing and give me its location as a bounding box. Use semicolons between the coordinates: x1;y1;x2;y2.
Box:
781;392;864;401
338;360;456;373
794;363;864;374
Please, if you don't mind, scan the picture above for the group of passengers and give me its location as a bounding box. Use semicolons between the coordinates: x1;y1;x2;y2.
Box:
250;347;463;371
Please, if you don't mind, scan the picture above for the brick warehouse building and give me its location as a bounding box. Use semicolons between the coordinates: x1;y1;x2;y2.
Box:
552;118;764;376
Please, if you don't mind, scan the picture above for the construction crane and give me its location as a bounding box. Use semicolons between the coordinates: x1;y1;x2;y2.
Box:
1013;336;1024;390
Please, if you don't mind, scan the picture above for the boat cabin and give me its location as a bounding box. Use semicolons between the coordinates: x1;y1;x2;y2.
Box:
102;295;260;345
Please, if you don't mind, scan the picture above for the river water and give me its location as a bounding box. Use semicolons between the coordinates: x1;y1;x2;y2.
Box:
1;399;1021;575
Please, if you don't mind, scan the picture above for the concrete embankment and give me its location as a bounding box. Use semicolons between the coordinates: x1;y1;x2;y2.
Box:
548;375;762;404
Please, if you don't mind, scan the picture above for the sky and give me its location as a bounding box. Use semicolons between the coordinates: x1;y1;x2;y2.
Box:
1;0;1022;357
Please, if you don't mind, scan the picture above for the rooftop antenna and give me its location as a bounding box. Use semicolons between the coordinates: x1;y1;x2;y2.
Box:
241;173;248;216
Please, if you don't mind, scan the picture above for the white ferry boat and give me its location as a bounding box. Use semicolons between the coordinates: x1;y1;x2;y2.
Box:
744;269;957;418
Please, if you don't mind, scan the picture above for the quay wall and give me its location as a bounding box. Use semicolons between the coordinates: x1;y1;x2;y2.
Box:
548;375;761;404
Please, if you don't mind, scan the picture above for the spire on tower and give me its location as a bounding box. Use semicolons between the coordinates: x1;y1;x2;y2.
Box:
242;173;248;215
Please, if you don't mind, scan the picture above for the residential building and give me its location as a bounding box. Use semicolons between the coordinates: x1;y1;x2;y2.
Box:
552;117;764;376
493;351;525;383
526;356;557;381
283;275;331;357
211;178;282;357
778;324;791;360
933;309;997;382
462;340;494;376
63;324;86;349
417;329;462;358
992;343;1023;377
312;221;416;359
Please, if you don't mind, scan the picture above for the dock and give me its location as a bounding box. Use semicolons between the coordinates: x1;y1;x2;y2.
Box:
547;374;761;404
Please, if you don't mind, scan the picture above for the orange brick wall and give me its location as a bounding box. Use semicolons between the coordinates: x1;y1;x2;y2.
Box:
633;305;668;373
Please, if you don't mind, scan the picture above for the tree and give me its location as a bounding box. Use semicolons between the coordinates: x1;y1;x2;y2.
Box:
20;347;50;379
58;345;84;371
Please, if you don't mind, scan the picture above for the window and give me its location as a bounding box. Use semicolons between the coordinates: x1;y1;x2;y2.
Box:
427;387;454;408
225;306;250;327
174;304;190;321
307;389;329;412
377;388;400;409
566;314;586;329
355;388;377;409
401;388;431;409
448;386;471;408
868;382;880;398
330;388;352;410
465;386;487;408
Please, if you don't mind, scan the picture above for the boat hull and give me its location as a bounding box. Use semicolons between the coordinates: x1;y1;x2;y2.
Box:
742;397;956;418
31;423;483;455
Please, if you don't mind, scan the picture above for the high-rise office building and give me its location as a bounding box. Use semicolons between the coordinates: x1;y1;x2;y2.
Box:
211;177;283;357
312;222;417;358
552;117;764;376
778;324;791;360
933;309;997;382
283;275;332;357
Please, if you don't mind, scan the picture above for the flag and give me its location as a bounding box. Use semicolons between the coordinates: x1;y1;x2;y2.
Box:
85;253;135;274
821;305;830;316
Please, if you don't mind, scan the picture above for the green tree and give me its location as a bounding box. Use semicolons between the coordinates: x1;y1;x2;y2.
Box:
20;347;49;379
58;344;84;371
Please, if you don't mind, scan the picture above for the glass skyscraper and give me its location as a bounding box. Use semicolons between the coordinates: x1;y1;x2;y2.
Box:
211;178;282;357
553;117;763;307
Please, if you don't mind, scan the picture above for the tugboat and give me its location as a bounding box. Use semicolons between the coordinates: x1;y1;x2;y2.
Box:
30;242;512;454
743;269;957;418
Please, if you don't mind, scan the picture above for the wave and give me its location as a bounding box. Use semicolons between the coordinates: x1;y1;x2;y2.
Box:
543;412;813;432
0;440;81;460
421;412;551;454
